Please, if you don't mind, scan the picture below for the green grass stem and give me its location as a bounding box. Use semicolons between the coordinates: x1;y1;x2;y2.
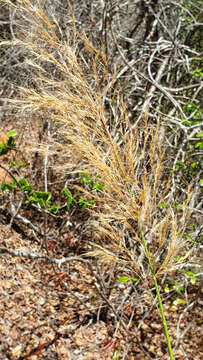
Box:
139;224;174;360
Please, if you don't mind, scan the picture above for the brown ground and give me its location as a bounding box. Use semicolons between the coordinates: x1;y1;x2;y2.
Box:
0;222;202;360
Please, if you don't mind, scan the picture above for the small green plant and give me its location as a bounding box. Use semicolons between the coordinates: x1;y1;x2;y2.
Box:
8;160;26;168
112;349;120;360
163;281;186;311
171;298;186;311
61;187;76;211
195;141;203;150
2;176;98;213
1;133;102;215
1;143;100;215
79;172;92;184
0;130;17;155
61;187;96;210
185;270;198;285
172;157;201;182
77;196;96;209
1;180;18;192
91;293;97;302
118;276;140;284
163;282;184;295
79;172;103;192
158;202;169;208
163;267;199;311
181;223;202;244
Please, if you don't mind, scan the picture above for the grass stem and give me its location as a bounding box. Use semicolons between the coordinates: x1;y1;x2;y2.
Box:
139;224;174;360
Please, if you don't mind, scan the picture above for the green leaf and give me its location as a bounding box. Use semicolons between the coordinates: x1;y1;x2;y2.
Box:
0;143;8;155
92;182;103;192
189;224;195;230
92;293;97;301
61;188;74;211
35;191;52;202
25;195;38;205
195;141;203;149
77;197;95;209
118;276;130;284
48;205;61;214
19;178;33;194
79;172;92;184
185;271;193;276
7;136;16;148
61;188;73;199
77;197;87;208
8;161;26;168
181;120;191;126
185;271;197;285
1;182;17;191
183;102;196;113
112;350;120;360
176;160;186;169
184;232;193;241
190;162;197;169
172;284;184;294
176;205;183;211
186;144;193;150
7;130;17;137
8;161;18;167
19;178;29;186
87;200;96;208
190;276;197;285
19;163;27;168
173;256;183;262
158;202;169;208
196;131;203;138
173;298;186;306
39;198;46;209
164;284;170;293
